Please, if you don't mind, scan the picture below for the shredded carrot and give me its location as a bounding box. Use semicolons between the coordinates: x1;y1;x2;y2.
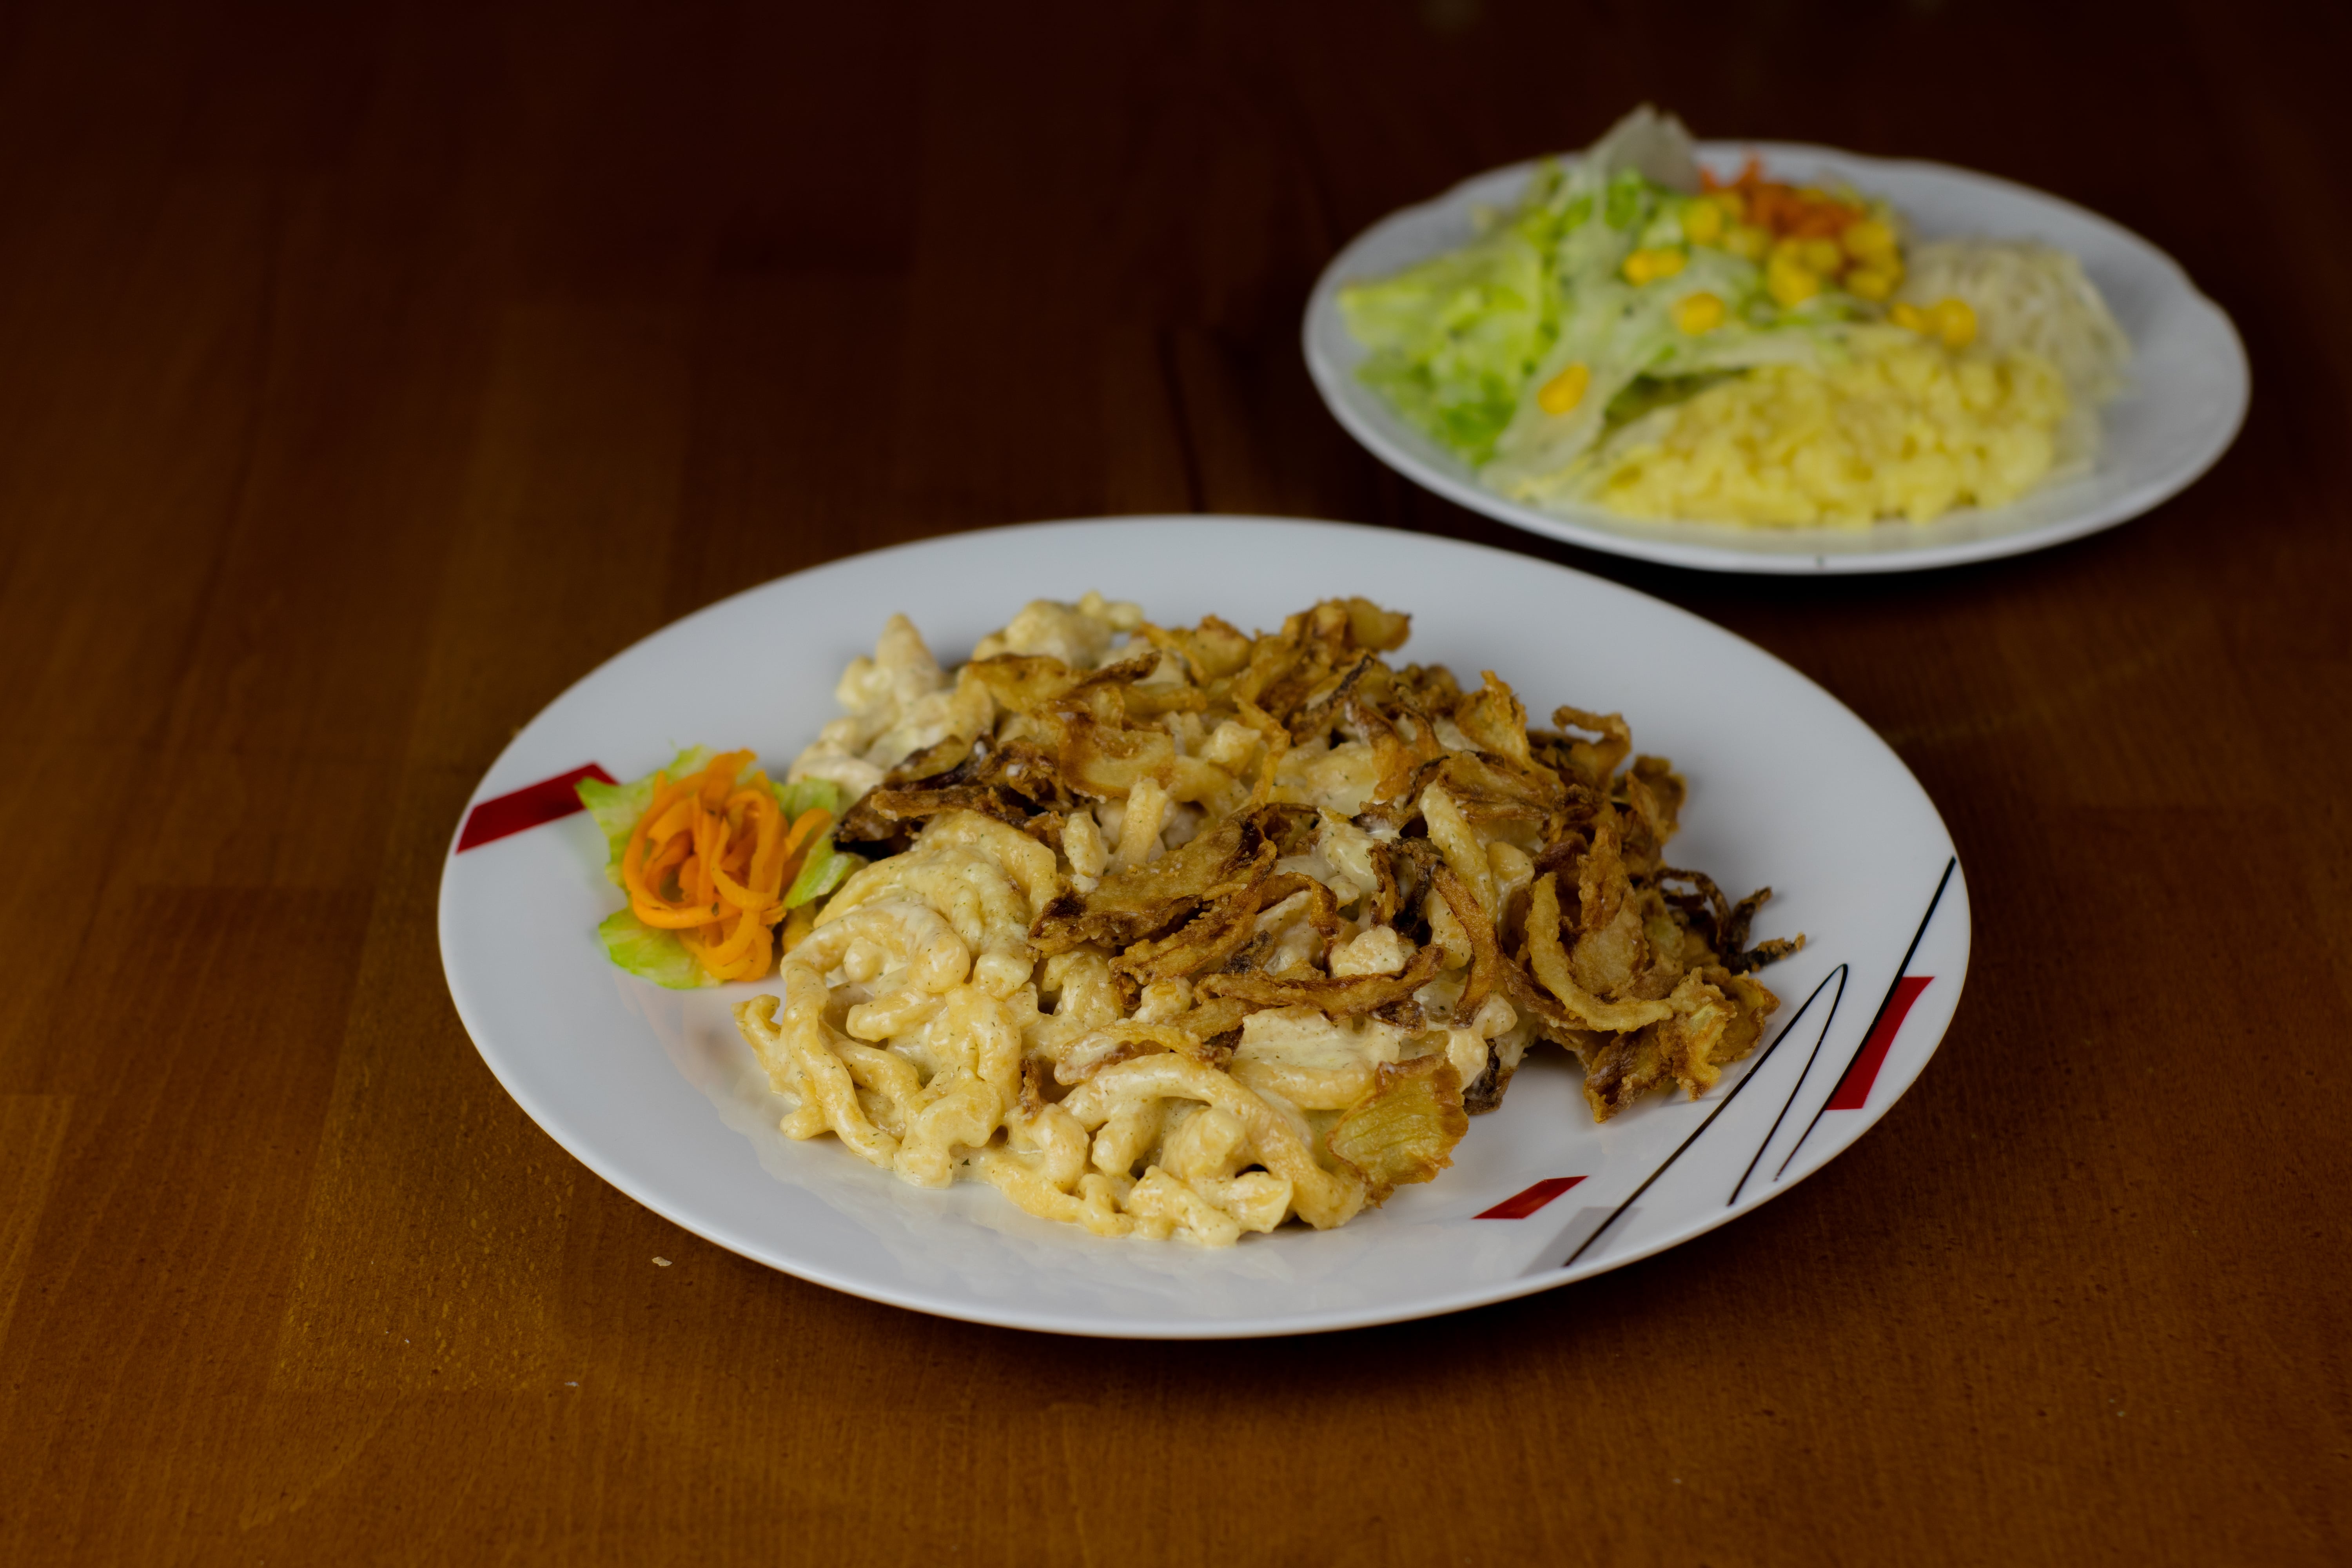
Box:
621;751;831;982
1703;156;1862;240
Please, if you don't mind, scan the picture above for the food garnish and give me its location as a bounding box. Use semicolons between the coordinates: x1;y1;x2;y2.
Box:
708;594;1801;1245
1338;106;2131;528
578;751;857;988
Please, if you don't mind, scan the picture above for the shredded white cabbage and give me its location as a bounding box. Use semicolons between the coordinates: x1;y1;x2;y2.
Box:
1898;240;2130;471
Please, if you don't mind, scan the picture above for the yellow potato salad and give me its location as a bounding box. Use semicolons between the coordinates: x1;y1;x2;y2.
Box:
1589;332;2071;526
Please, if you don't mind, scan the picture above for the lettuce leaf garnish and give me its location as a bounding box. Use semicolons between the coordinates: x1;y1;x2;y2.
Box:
769;776;862;911
595;907;710;990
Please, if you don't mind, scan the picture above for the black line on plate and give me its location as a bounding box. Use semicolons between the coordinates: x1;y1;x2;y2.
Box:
1773;855;1957;1183
1559;957;1833;1272
1726;962;1849;1207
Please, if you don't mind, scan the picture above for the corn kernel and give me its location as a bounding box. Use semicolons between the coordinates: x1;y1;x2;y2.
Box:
1537;361;1591;416
1622;247;1688;285
1768;256;1822;308
1933;297;1978;350
1800;236;1846;276
1674;291;1726;334
1683;200;1726;246
1845;266;1897;302
1842;218;1897;263
1713;189;1746;222
1889;301;1930;333
1726;223;1769;261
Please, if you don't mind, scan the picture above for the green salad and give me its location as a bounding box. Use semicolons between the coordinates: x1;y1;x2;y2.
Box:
1339;107;1887;509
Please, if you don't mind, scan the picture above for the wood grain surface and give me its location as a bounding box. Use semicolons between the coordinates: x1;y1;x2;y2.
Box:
2;2;2345;1563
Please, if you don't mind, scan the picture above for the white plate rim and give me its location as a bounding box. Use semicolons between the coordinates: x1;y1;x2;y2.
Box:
437;516;1975;1337
1303;140;2250;574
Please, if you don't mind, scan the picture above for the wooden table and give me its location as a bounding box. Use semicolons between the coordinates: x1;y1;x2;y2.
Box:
4;2;2344;1562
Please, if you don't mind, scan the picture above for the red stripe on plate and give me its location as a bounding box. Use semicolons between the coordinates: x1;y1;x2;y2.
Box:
456;763;615;853
1825;975;1932;1111
1476;1176;1586;1220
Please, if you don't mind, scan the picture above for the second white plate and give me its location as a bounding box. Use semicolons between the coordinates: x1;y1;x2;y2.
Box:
1304;143;2248;573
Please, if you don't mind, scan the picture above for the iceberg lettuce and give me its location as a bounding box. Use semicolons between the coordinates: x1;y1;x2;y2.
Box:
1340;105;1871;505
1341;223;1550;465
595;907;710;991
771;776;862;911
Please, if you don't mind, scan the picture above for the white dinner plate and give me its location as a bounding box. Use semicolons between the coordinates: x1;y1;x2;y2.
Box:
438;517;1971;1336
1304;143;2248;573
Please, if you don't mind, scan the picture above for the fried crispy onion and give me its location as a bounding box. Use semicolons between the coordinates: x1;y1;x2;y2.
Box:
1031;819;1274;954
1196;939;1445;1014
1324;1055;1469;1203
1525;873;1673;1034
1425;862;1502;1025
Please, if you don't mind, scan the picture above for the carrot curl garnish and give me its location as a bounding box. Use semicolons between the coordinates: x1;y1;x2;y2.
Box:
619;750;831;982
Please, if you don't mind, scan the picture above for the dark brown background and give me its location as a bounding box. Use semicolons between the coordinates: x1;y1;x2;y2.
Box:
2;1;2344;1563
